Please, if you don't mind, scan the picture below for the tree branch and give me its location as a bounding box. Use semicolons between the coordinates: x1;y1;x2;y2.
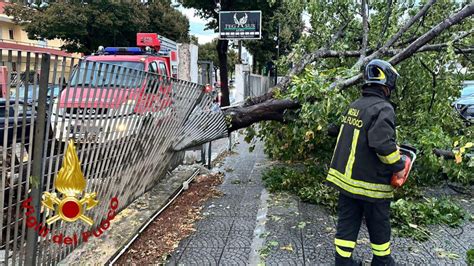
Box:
311;44;473;59
419;59;439;112
376;0;393;49
243;20;351;107
368;0;437;63
359;0;369;61
433;148;455;160
223;98;300;132
331;3;473;90
390;3;474;65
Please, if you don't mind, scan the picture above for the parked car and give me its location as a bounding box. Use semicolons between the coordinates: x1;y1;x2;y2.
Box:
453;81;474;123
10;83;61;105
0;99;33;147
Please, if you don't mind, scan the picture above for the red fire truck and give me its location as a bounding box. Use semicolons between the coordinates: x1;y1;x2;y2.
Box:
50;33;179;143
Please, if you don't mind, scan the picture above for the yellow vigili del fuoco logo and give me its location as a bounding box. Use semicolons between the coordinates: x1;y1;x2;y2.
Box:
42;140;98;226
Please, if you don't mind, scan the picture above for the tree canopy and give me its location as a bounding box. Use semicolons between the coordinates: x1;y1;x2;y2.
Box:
198;39;238;73
243;1;304;74
5;0;190;54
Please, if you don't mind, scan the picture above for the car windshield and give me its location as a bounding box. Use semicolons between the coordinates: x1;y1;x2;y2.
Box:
461;85;474;97
10;85;60;100
70;61;145;88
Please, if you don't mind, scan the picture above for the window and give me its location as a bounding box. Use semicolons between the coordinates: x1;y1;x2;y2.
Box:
461;85;474;97
148;62;158;73
8;29;14;40
70;61;145;88
159;62;168;77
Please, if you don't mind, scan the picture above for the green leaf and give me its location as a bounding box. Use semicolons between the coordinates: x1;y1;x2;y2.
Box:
269;241;279;247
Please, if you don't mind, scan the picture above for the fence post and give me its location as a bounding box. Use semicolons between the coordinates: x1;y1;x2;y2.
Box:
207;141;212;169
25;53;50;265
200;144;205;164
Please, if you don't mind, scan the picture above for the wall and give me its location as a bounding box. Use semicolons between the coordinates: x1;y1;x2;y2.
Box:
234;64;250;104
177;43;198;83
247;74;272;98
234;64;272;103
189;44;198;83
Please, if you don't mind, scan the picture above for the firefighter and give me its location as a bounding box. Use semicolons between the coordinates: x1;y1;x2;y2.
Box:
326;59;406;266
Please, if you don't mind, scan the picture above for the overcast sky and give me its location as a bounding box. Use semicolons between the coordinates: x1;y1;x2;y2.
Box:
177;6;217;44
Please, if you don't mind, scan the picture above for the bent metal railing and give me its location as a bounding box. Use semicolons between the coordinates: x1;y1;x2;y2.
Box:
0;51;227;265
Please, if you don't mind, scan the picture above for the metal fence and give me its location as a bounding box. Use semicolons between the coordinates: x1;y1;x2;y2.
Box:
0;50;227;265
244;72;273;99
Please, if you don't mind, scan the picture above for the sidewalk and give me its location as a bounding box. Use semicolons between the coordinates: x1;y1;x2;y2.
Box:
167;139;474;265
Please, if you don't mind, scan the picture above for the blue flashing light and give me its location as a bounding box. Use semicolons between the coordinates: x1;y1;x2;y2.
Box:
103;47;144;55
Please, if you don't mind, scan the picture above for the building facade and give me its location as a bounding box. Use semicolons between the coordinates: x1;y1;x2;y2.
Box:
0;1;79;85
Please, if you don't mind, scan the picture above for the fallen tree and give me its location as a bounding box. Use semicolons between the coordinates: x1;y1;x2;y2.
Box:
220;2;473;183
223;2;473;132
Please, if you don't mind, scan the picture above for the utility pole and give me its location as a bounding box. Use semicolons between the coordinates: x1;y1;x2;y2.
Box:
238;40;242;63
274;22;280;85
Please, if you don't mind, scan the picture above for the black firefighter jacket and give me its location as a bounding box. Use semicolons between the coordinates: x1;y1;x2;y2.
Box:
326;86;405;202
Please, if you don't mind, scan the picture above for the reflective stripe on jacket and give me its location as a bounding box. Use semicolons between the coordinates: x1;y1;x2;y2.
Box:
326;86;405;202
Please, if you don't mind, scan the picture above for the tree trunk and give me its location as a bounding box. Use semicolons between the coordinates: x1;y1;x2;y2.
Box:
217;39;230;107
223;98;300;132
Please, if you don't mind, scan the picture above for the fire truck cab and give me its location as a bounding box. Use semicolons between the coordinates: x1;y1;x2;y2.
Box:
50;33;178;143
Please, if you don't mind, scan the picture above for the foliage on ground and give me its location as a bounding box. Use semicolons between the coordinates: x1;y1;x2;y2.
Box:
467;249;474;265
117;173;223;264
390;197;467;241
262;164;338;213
262;165;469;241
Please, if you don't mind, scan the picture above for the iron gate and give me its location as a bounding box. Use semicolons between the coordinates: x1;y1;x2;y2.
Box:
0;50;227;265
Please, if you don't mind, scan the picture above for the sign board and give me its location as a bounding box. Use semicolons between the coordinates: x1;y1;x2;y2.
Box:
219;11;262;40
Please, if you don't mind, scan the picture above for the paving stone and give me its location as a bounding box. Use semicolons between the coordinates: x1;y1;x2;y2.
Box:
264;247;305;266
235;205;259;217
417;224;468;264
175;247;223;266
203;203;241;217
303;239;335;265
226;230;254;248
390;237;436;265
220;248;251;265
267;221;302;236
231;217;257;231
194;216;234;232
186;230;229;248
242;186;264;197
219;184;248;196
265;232;304;252
443;223;474;251
206;195;244;208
